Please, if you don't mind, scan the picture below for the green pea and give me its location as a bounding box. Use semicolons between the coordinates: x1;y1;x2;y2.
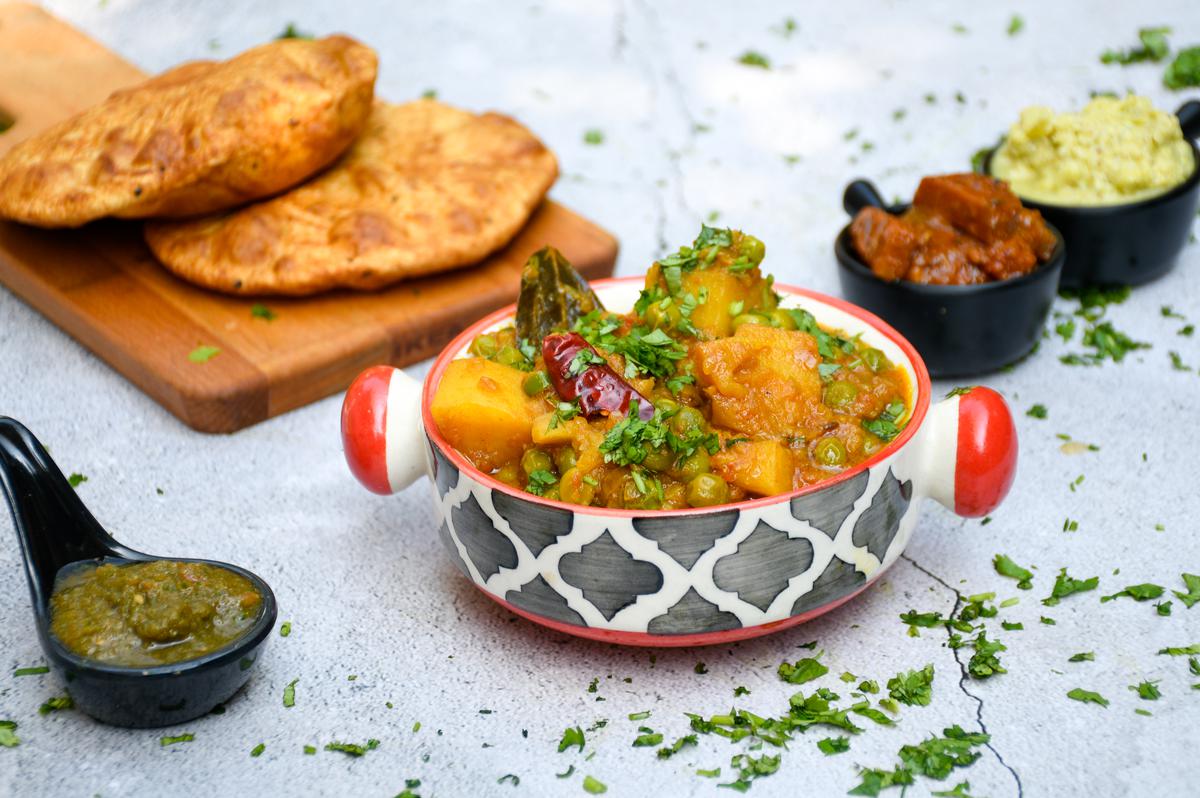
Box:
520;448;554;477
558;467;595;506
861;348;890;373
641;445;673;473
814;437;847;467
645;301;682;330
672;448;710;482
731;313;769;332
655;397;680;417
494;345;525;368
739;235;766;265
670;406;705;435
769;309;797;330
686;473;730;507
469;333;498;358
523;370;551;396
542;486;561;502
823;380;858;408
554;447;578;474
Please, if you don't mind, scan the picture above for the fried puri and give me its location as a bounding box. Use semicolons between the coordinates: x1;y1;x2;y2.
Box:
143;100;559;295
0;35;377;228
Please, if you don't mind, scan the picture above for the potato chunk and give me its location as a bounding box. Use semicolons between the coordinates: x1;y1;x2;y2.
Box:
431;358;541;472
690;324;823;436
711;440;794;496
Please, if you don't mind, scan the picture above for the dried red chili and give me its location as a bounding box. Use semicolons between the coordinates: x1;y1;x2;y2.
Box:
542;332;655;420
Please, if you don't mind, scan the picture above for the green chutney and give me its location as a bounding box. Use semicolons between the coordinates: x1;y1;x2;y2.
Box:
50;560;262;667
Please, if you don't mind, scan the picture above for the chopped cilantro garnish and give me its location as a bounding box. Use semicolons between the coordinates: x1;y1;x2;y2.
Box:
525;469;557;497
628;710;651;721
1101;26;1171;65
1007;14;1024;35
777;653;827;684
656;734;697;759
965;631;1006;679
887;664;934;707
932;783;978;798
1066;688;1108;707
303;745;316;755
1068;652;1095;662
944;386;973;398
993;554;1034;589
325;739;380;757
556;765;576;779
1156;601;1173;616
1101;583;1164;603
187;345;221;363
582;775;607;794
1026;404;1048;419
1164;46;1200;88
160;733;195;746
250;743;265;757
1158;643;1200;656
1000;621;1023;631
900;609;944;637
697;767;721;778
558;726;585;753
13;666;49;677
37;695;73;715
720;752;781;791
583;129;604;145
737;51;771;69
279;622;291;637
283;678;298;708
858;680;879;694
817;736;850;755
694;661;709;675
276;23;313;40
250;303;277;321
1131;680;1161;700
632;726;662;747
0;721;17;748
862;399;906;442
733;686;750;697
497;774;520;786
1043;568;1099;606
1173;573;1200;608
1040;616;1056;625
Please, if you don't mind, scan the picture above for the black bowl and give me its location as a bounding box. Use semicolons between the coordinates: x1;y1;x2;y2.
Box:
979;99;1200;288
835;180;1065;378
0;417;277;728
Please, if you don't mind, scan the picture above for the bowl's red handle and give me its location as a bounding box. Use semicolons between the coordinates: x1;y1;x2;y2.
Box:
924;386;1017;517
341;366;425;495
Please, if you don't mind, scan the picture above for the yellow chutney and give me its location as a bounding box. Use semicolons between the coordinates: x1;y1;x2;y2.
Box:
991;95;1195;206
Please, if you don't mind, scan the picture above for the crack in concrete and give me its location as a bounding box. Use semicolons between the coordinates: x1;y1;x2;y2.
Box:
901;554;1025;798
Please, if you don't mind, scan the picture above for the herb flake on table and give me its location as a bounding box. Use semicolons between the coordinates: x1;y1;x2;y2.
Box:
276;23;313;40
1026;404;1048;419
582;775;607;794
1164;46;1200;88
1131;680;1161;700
279;621;291;637
1043;568;1099;605
887;664;934;707
818;736;850;755
1007;15;1024;36
1068;652;1095;662
187;345;221;364
656;734;697;759
628;710;651;721
558;725;585;753
498;774;520;786
1066;688;1108;707
900;610;944;636
1101;26;1171;65
0;721;18;748
1158;643;1200;656
1173;573;1200;608
282;678;298;708
13;666;49;677
582;129;604;146
250;743;265;757
250;303;277;321
778;653;828;684
721;752;781;791
325;739;379;757
1101;583;1165;603
160;732;195;746
993;554;1034;589
632;726;662;747
737;51;771;69
38;695;73;715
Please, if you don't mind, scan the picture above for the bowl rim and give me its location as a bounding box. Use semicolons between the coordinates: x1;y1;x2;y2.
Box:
420;276;933;518
834;209;1067;297
981;139;1200;214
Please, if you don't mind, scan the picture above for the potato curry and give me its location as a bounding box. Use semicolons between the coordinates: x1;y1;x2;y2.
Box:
431;227;911;510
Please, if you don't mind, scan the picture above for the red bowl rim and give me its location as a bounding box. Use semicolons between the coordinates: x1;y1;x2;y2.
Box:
420;277;933;518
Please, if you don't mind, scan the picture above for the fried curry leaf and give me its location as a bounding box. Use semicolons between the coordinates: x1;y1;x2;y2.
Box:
515;247;604;343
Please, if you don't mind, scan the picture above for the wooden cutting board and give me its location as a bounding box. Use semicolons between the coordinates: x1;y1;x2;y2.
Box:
0;3;618;433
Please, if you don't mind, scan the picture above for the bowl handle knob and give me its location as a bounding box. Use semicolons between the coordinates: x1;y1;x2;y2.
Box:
922;386;1017;517
341;366;425;495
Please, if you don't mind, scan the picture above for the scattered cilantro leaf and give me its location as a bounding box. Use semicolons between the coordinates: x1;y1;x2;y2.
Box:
1131;680;1161;700
1101;583;1165;603
37;695;73;715
250;743;265;757
656;734;697;759
1101;26;1171;65
737;51;771;69
1164;46;1200;89
13;666;49;677
1043;568;1099;606
778;653;828;685
632;726;663;747
276;23;313;40
498;774;520;786
325;739;380;757
250;303;276;321
0;721;17;748
188;345;221;363
887;664;934;707
160;733;195;746
556;765;576;779
1173;573;1200;608
817;736;850;755
558;726;585;753
1066;688;1108;707
994;554;1034;589
1026;404;1048;419
279;622;291;637
1006;15;1024;35
283;678;298;708
1069;652;1095;662
583;129;604;145
1158;644;1200;656
582;775;607;794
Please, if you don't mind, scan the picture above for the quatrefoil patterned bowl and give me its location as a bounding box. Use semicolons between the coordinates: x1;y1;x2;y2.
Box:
340;279;1018;647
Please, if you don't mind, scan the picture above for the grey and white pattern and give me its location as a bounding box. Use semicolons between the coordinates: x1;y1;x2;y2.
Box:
427;436;923;636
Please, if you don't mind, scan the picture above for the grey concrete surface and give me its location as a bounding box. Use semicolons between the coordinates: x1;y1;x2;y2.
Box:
1;1;1198;796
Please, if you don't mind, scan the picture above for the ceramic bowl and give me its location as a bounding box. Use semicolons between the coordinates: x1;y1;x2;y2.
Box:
341;279;1018;647
835;179;1066;378
979;99;1200;288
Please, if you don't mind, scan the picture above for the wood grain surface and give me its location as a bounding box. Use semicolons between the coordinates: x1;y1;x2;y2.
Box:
0;2;618;433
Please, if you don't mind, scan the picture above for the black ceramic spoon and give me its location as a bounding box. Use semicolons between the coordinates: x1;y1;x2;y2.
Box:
843;178;892;216
0;417;276;728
